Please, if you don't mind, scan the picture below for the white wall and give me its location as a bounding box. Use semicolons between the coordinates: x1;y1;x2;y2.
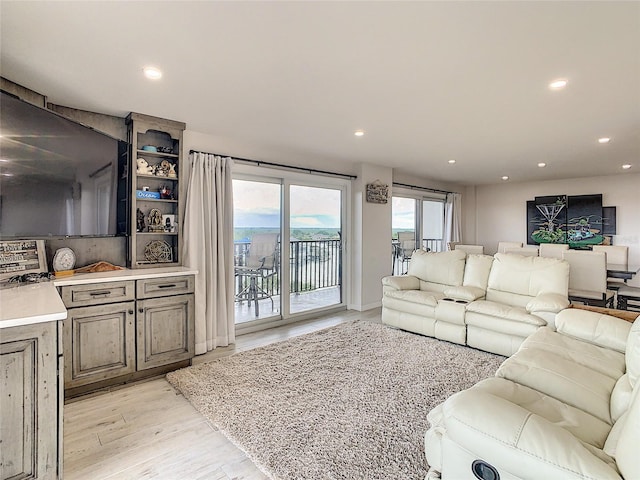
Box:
350;163;393;310
468;173;640;286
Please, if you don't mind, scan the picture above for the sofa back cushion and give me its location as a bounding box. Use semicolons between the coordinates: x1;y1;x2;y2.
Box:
462;254;494;290
613;382;640;479
486;254;569;304
408;250;466;288
626;316;640;388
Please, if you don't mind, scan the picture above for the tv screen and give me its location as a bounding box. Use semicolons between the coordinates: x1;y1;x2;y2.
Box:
0;90;128;238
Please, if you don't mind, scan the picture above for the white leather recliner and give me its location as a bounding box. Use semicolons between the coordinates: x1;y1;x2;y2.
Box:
425;309;640;480
382;252;570;355
464;253;569;356
382;250;492;345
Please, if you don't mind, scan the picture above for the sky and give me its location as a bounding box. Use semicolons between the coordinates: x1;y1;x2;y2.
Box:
233;180;341;229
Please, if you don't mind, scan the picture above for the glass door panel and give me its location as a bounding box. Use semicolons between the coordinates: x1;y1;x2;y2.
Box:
422;199;445;252
232;179;282;324
289;185;342;314
392;196;417;275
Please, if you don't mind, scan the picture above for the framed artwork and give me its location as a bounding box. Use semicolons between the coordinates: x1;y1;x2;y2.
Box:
602;206;617;235
567;194;603;248
527;195;567;245
162;214;177;233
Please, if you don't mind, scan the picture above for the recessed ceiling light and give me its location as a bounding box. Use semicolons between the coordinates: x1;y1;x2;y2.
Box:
501;176;509;181
549;79;568;90
1;173;13;177
354;130;364;137
538;162;546;168
622;164;632;170
448;159;456;164
598;137;611;144
143;66;162;80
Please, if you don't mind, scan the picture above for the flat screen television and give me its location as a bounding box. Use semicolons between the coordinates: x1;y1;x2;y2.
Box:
0;90;128;238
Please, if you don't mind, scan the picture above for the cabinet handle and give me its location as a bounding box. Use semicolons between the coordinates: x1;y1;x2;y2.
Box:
139;308;144;313
89;291;112;296
128;310;134;315
157;284;177;289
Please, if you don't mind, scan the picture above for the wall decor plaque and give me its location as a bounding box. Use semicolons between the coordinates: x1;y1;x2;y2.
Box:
366;181;389;204
0;240;47;279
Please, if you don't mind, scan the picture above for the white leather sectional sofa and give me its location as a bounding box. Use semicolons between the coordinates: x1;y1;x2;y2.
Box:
382;251;570;356
425;308;640;480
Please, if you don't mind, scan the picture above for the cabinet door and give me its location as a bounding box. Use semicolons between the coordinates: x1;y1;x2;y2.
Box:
64;302;136;388
137;294;194;370
1;322;59;480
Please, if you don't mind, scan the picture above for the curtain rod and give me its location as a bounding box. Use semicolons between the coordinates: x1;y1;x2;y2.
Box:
189;149;357;180
392;182;452;195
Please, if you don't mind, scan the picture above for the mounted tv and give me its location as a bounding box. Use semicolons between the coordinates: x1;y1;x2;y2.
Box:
0;90;128;238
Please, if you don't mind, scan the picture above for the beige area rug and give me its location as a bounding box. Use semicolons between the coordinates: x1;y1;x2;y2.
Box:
166;321;505;480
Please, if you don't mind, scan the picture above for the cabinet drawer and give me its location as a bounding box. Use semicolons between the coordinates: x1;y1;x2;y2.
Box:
60;281;135;308
136;275;194;299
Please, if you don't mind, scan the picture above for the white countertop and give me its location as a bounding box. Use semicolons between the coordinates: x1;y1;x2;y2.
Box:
1;266;198;329
0;282;67;329
53;266;198;286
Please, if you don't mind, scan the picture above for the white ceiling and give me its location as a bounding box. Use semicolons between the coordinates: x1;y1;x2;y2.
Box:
1;1;639;185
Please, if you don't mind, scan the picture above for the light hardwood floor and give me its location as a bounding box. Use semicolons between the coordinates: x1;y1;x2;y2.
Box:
63;308;381;480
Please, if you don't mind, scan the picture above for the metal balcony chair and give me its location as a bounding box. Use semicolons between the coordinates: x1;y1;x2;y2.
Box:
235;233;279;317
395;231;417;274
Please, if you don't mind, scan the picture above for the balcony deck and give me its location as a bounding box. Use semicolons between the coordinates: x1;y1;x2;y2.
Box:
235;285;341;324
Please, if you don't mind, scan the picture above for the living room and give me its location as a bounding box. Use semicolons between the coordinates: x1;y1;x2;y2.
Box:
1;2;639;480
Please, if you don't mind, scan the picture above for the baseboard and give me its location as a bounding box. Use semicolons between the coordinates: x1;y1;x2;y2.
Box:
348;300;382;312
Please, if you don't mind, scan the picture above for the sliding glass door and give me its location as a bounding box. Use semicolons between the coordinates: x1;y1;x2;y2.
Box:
233;178;282;324
392;195;445;274
233;172;347;327
289;184;342;314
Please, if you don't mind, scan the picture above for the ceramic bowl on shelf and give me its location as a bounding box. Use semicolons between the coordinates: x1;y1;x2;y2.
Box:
141;145;157;152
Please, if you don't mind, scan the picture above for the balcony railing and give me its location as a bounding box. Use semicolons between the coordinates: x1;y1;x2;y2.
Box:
234;239;341;298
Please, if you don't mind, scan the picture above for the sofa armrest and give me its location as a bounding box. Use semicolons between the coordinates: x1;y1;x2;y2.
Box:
381;275;420;291
443;286;485;302
526;293;569;314
555;308;631;353
441;389;621;479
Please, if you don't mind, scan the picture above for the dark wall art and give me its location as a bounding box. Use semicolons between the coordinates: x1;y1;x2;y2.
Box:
527;195;567;245
526;193;616;247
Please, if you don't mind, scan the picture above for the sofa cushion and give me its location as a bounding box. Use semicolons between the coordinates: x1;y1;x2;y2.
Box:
466;300;547;326
381;274;420;291
487;253;569;299
555;309;631;354
496;348;617;424
520;327;626;380
471;377;611;449
462;254;493;290
615;383;640;479
407;249;466;287
439;388;621;480
382;294;438;318
442;285;485;302
526;293;570;313
626;316;640;386
383;289;441;307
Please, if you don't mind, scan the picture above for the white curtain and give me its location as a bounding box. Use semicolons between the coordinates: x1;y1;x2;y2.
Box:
183;152;235;354
443;192;462;247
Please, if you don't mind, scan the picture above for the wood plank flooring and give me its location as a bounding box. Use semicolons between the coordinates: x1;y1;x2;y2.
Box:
63;308;381;480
